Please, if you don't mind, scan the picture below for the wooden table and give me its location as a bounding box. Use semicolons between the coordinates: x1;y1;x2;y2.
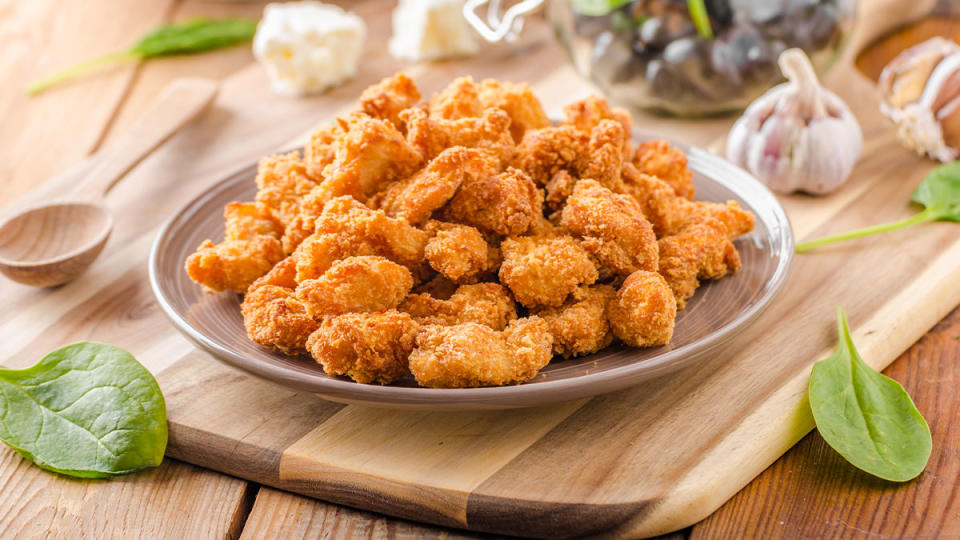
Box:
1;0;957;537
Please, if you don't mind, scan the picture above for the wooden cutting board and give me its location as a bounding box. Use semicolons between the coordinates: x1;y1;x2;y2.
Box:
1;3;958;538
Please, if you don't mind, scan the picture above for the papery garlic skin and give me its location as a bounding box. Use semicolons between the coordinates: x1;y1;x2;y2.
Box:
879;37;960;163
726;49;863;195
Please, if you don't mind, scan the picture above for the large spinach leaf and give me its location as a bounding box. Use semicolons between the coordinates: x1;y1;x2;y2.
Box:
0;342;167;478
809;309;931;482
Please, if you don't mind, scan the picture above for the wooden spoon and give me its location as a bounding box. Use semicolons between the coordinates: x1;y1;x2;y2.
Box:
0;78;219;287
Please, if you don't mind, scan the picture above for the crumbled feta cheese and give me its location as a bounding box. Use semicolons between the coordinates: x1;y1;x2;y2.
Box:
389;0;478;62
253;2;366;97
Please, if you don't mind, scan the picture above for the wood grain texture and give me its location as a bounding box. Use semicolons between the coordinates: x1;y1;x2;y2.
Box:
0;446;253;539
691;307;960;539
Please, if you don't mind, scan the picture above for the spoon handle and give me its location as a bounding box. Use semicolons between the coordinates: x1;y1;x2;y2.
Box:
74;78;220;201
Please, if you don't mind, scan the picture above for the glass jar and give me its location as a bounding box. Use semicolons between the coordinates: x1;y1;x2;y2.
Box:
547;0;857;116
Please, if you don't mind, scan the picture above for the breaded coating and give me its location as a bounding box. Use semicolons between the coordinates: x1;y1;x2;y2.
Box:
413;274;459;299
499;235;598;308
292;197;429;282
544;170;579;211
295;256;413;319
477;79;551;142
429;76;484;119
320;115;424;200
423;221;498;283
513;122;623;191
409;317;553;388
675;200;756;240
372;147;497;225
303;120;346;180
254;151;319;227
401;107;515;165
242;284;318;355
562;95;634;157
439;167;542;236
560;179;658;279
250;256;298;289
657;218;742;309
399;282;517;330
185;202;285;292
633;140;695;200
607;271;677;347
307;311;419;384
360;73;422;128
535;285;616;357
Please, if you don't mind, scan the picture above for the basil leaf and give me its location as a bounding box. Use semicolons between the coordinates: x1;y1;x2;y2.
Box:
570;0;632;16
131;18;258;58
0;343;167;478
912;159;960;222
809;308;931;482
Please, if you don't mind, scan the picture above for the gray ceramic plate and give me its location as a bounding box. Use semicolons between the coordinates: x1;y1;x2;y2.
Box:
150;139;793;410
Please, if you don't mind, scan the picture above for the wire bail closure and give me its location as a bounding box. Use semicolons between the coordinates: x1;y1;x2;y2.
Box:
463;0;545;42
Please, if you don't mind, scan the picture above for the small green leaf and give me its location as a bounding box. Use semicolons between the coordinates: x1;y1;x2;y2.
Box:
797;159;960;252
0;343;167;478
808;308;931;482
911;159;960;222
131;18;258;58
570;0;632;16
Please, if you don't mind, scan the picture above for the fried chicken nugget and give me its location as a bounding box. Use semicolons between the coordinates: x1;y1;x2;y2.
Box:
423;221;499;283
429;76;484;119
563;95;634;159
477;79;551;142
401;107;515;165
657;218;741;309
607;270;677;347
360;73;422;128
292;197;429;282
185;202;285;292
320;114;424;200
254;151;320;227
295;256;414;319
371;147;498;225
513;121;624;191
409;317;553;388
307;310;419;384
499;235;598;308
399;282;517;330
303;120;346;180
560;179;658;279
241;259;317;354
535;285;616;357
438;167;543;236
633;140;695;200
675;200;756;240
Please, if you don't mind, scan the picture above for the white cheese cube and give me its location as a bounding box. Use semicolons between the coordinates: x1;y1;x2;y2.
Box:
253;2;366;97
389;0;478;62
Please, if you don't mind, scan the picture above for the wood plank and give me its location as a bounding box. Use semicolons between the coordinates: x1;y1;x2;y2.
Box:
0;447;253;539
0;0;173;203
690;307;960;538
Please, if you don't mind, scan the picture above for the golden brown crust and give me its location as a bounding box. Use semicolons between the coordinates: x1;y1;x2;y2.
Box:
607;270;677;347
423;221;497;283
477;79;551;142
307;311;418;384
242;284;318;355
499;235;598;308
438;167;542;237
657;218;741;309
399;282;517;331
295;256;414;319
535;285;616;357
409;317;553;388
254;152;320;227
360;73;422;129
633;140;695;200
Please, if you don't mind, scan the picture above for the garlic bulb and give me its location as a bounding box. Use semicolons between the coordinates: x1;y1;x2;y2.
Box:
726;48;863;195
878;37;960;163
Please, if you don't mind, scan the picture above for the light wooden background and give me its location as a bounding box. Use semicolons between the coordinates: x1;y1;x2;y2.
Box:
1;0;958;538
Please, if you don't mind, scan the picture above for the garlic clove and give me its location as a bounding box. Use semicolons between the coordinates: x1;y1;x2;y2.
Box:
879;37;960;163
726;48;862;195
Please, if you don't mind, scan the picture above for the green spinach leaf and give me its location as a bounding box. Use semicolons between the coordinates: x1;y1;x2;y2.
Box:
0;342;167;478
27;17;257;95
796;159;960;252
808;308;931;482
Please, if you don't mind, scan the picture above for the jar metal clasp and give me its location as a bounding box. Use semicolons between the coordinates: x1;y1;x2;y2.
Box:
463;0;545;42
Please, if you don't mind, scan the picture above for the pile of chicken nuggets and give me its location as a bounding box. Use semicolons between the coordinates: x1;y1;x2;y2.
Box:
185;73;755;388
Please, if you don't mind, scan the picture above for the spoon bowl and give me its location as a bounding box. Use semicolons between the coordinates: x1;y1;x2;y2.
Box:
0;202;113;287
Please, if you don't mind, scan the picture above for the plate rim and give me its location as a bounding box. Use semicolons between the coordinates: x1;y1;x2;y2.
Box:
149;140;794;410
